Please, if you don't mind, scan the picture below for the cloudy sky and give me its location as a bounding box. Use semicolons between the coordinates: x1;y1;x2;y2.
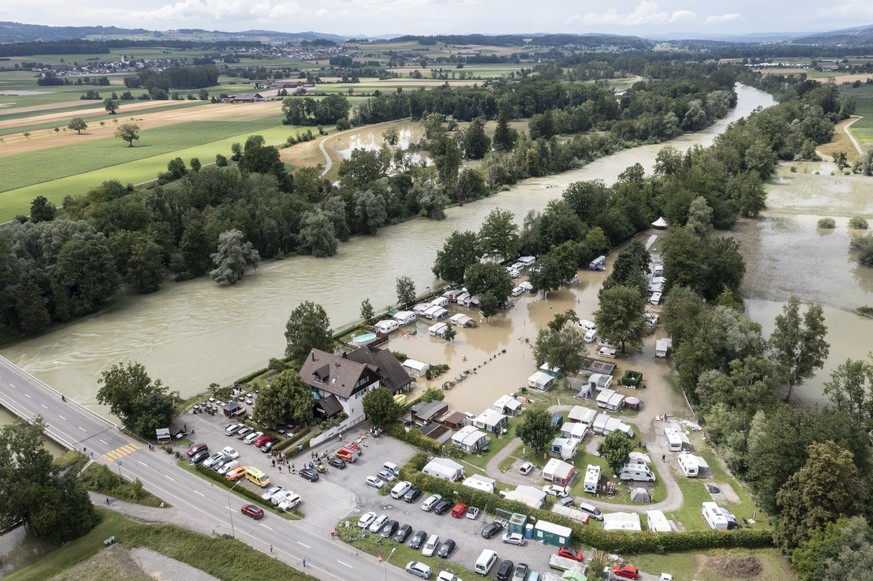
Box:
4;0;873;37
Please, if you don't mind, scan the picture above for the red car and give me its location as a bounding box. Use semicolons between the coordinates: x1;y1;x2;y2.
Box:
613;564;639;579
241;504;264;520
557;546;584;561
186;443;208;457
451;503;468;518
253;435;272;448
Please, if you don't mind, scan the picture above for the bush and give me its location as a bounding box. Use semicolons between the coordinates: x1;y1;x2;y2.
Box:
817;217;836;229
849;216;869;230
195;464;265;505
620;370;643;387
271;426;311;452
851;233;873;267
385;423;443;454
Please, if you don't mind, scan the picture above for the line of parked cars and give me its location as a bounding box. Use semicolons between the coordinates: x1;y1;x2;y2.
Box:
225;422;279;452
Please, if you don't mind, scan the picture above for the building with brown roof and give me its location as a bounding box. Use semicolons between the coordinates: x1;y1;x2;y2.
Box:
300;345;413;426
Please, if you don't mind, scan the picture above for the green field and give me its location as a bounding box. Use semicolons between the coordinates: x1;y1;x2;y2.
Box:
840;83;873;145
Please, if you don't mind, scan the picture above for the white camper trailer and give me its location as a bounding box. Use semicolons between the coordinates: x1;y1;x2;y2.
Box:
583;465;601;494
664;428;684;452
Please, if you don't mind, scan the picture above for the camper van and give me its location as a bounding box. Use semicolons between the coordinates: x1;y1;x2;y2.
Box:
475;549;499;575
588;255;606;271
392;311;417;325
583;465;601;493
664;428;683;452
702;502;737;530
619;465;656;482
373;319;399;334
649;292;662;305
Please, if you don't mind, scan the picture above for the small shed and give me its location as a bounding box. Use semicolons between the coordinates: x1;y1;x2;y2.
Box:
411;401;448;425
603;512;642;532
528;371;556;391
647;510;672;532
155;427;171;444
655;338;673;358
473;408;508;434
589;373;613;391
403;359;430;377
442;411;468;429
223;400;244;417
596;389;625;411
508;513;529;535
494;394;523;416
533;520;572;547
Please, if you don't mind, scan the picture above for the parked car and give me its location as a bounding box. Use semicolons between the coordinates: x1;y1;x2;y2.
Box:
225;423;244;436
420;494;442;512
217;460;239;475
409;529;428;550
403;487;422;503
328;457;346;470
186;443;208;457
243;431;263;445
379;520;399;538
513;562;529;580
278;494;301;512
433;499;453;515
240;504;264;520
225;466;247;481
496;559;514;581
188;450;209;464
261;485;283;501
613;564;639;579
481;522;504;539
405;561;433;580
299;468;319;482
253;434;271;447
212;456;232;472
502;532;527;546
451;503;468;518
203;452;224;468
577;502;604;521
519;462;534;475
271;490;293;506
394;524;412;543
235;426;253;440
221;446;240;459
376;469;397;482
366;475;385;489
542;484;568;498
556;546;583;561
437;538;456;558
368;514;388;533
390;480;412;500
556;496;575;508
421;534;440;557
437;572;461;581
357;511;377;528
259;440;275;453
466;506;481;520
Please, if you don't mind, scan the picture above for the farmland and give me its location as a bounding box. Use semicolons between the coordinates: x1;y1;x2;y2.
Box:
840;82;873;146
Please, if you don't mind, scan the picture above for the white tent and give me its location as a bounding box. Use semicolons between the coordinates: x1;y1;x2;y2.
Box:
402;359;430;377
652;216;668;229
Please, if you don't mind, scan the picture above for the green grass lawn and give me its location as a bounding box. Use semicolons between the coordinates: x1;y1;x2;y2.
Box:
0;120;309;220
455;419;517;470
629;547;795;581
840;83;873;145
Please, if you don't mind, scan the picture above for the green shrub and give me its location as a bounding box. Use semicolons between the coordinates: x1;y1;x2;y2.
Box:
272;427;312;453
849;216;869;230
385;424;443;454
817;217;836;229
620;370;643;387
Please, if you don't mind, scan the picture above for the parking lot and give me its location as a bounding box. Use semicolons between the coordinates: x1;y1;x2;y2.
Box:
183;410;603;579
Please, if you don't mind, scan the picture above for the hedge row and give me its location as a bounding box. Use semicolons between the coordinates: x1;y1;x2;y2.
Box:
272;427;311;453
400;469;773;553
385;424;443;455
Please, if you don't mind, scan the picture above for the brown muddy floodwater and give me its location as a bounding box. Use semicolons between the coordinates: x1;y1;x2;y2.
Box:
736;163;873;406
0;85;773;418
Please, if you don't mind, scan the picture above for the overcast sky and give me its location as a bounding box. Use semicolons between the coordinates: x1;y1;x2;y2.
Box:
4;0;873;37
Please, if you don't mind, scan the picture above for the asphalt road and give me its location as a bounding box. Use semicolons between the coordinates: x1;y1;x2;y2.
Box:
0;355;411;581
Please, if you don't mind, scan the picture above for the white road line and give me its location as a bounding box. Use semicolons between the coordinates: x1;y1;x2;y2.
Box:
337;560;353;569
194;490;205;497
24;393;31;398
41;404;47;409
260;524;274;531
137;460;148;466
297;541;310;548
58;415;66;420
78;426;86;432
100;439;109;445
164;475;176;482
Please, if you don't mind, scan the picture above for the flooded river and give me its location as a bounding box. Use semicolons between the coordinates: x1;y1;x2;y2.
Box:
0;85;774;415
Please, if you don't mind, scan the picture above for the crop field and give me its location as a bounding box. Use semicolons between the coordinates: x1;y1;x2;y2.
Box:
840;83;873;145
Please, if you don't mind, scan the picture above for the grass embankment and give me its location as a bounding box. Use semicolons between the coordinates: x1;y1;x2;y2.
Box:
335;517;475;580
6;508;317;581
57;450;167;507
630;547;796;581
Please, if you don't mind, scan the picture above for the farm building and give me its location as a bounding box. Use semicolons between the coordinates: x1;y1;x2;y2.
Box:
603;512;642;532
533;520;572;547
451;425;490;453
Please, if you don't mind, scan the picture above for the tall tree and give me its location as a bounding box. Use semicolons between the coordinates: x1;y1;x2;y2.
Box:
528;254;564;298
54;237;120;317
594;285;647;353
96;361;176;437
478;208;519;261
360;298;375;323
598;431;635;475
516;409;553;451
362;387;401;428
285;301;333;362
769;295;829;401
395;276;416;307
462;118;491;159
823;357;873;424
532;316;588;376
0;418;98;543
464;262;512;310
114;122;139;146
432;230;482;283
68;117;87;134
29;195;56;223
298;211;339;258
492;109;517;152
209;229;261;285
774;442;865;550
103;98;118;114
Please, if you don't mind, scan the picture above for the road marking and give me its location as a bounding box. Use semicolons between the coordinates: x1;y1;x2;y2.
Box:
194;490;205;497
41;404;47;409
100;439;109;445
103;442;140;461
337;560;353;569
24;393;31;398
58;415;66;420
297;541;310;548
137;460;148;466
78;426;86;432
164;475;176;482
260;524;274;531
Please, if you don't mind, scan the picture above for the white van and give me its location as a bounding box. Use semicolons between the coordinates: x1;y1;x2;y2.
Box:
383;461;400;477
583;329;597;343
577;319;597;332
390;480;412;499
650;292;662;305
475;549;499;575
619;466;656;482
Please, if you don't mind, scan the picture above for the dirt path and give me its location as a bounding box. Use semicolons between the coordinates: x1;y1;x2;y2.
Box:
842;115;865;156
318;136;332;177
0;101;283;158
